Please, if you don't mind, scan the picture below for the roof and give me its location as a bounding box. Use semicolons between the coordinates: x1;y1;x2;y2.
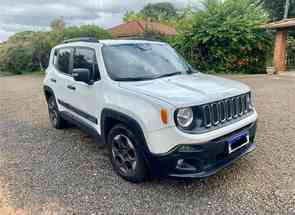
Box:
264;18;295;29
99;39;165;46
108;20;177;37
55;39;165;49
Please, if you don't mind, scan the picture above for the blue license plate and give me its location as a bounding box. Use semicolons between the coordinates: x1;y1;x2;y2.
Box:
227;131;249;154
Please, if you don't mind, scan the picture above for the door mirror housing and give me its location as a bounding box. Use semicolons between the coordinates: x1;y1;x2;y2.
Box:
73;68;92;84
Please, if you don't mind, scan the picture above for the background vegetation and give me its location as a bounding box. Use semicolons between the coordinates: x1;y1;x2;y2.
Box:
172;0;271;74
0;0;293;75
257;0;295;21
0;19;112;74
126;0;271;73
123;2;194;32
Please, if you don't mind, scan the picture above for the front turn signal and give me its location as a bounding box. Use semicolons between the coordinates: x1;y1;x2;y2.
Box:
160;108;168;125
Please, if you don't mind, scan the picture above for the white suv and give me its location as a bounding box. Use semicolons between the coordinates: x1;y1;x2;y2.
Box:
43;38;257;182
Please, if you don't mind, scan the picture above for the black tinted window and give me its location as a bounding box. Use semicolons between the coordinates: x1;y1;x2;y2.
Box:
56;48;72;74
73;48;99;81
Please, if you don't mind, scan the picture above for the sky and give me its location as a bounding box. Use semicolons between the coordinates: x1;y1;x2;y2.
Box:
0;0;199;42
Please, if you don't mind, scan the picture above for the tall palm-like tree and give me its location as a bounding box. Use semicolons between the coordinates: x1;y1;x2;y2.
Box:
284;0;290;19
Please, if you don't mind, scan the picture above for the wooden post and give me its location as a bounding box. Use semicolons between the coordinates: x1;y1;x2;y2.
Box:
273;30;287;74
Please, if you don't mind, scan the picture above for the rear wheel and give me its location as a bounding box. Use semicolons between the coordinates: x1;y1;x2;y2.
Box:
47;96;67;129
107;124;148;183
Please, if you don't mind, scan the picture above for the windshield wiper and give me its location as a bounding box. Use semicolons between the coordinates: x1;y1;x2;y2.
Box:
115;77;154;82
116;71;183;82
186;65;200;74
154;72;182;79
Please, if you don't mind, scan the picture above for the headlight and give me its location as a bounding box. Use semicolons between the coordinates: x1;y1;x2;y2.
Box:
176;107;194;128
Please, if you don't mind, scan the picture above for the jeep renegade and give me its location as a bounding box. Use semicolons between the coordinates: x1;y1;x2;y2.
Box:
43;38;257;182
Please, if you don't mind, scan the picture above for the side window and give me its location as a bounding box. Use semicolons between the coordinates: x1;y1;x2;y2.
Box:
55;48;72;75
73;48;100;81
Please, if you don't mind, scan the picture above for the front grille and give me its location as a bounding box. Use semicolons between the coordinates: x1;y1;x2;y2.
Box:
201;93;251;128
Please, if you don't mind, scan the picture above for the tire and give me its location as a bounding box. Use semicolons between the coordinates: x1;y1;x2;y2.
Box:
47;96;67;129
107;124;148;183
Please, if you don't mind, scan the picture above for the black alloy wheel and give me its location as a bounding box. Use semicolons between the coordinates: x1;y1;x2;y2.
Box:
107;124;148;183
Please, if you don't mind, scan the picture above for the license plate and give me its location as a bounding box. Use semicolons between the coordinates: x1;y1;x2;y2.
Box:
227;131;249;154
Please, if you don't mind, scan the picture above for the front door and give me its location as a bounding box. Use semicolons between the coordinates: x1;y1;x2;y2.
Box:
67;47;102;130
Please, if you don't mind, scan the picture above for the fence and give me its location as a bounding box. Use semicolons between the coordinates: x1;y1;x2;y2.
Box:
286;38;295;70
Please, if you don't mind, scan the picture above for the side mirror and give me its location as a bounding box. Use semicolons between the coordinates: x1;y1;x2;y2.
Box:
72;68;91;84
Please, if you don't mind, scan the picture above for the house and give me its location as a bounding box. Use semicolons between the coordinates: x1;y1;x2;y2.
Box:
108;20;177;38
264;18;295;73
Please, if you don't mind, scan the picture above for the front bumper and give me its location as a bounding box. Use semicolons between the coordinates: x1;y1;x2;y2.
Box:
145;122;257;179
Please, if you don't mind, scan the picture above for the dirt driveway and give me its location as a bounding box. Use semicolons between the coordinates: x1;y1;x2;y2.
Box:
0;73;295;214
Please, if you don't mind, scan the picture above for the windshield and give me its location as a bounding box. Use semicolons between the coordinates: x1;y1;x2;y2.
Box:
102;43;195;81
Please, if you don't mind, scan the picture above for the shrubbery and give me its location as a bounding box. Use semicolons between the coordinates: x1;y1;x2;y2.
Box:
0;0;273;75
172;0;272;74
0;25;112;74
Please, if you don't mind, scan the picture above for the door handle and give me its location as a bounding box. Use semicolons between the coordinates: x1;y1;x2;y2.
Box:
67;85;76;90
50;78;57;83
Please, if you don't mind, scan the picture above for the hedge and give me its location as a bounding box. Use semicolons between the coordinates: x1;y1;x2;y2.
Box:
0;25;112;74
171;0;272;74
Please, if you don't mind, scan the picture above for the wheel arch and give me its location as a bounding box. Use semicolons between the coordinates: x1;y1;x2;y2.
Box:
100;108;150;154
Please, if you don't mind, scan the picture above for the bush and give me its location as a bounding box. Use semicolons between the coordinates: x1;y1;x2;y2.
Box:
172;0;272;74
0;25;112;74
6;47;35;74
137;27;171;42
63;25;112;41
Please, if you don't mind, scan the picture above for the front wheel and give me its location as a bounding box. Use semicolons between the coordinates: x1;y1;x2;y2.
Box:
107;124;148;183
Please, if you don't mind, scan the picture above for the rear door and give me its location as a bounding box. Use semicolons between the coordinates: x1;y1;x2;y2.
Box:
52;47;74;111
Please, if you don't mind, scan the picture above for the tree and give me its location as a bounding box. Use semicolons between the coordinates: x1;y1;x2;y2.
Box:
62;25;112;40
168;7;195;32
140;2;177;21
284;0;290;19
51;17;66;31
173;0;271;74
0;24;112;74
123;11;144;22
258;0;295;21
31;32;52;71
123;2;177;22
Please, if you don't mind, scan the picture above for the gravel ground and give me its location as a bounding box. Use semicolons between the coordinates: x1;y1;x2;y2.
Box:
0;73;294;215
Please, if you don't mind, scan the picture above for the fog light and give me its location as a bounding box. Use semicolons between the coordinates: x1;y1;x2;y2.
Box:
176;159;196;171
176;159;184;167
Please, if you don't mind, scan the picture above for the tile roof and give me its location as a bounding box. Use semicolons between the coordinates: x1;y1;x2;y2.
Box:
108;20;177;37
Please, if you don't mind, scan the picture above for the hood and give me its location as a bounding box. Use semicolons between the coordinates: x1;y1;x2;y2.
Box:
119;73;251;107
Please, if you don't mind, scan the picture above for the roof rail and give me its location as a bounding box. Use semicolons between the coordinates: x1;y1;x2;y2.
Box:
63;37;99;44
